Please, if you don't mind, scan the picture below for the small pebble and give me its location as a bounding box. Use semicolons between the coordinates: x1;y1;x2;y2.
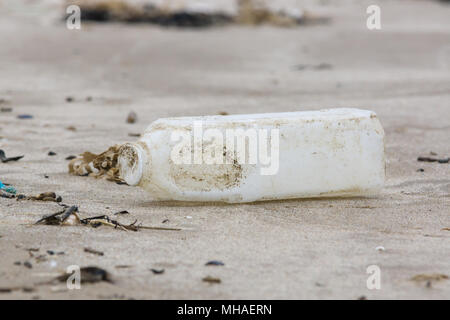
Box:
150;269;165;275
126;111;137;124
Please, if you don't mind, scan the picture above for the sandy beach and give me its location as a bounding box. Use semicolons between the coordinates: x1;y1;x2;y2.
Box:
0;0;449;299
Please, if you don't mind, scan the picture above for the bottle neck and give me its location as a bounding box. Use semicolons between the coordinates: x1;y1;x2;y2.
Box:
118;142;146;186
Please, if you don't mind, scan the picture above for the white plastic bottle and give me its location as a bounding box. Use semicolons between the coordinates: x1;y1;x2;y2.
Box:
118;108;385;203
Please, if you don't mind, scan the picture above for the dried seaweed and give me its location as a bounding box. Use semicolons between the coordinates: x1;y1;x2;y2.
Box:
128;133;141;137
417;156;450;163
205;260;225;266
150;268;165;274
411;274;448;282
80;215;180;231
68;145;124;183
202;276;221;284
236;0;300;27
0;149;24;163
25;192;62;203
74;0;232;27
114;210;129;215
35;206;79;225
68;0;327;28
34;207;181;232
84;247;104;256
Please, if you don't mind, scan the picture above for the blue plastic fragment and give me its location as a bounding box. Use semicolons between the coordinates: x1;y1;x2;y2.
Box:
0;180;16;194
5;186;16;194
17;114;33;119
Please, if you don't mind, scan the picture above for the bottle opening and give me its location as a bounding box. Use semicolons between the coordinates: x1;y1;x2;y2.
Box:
118;143;145;186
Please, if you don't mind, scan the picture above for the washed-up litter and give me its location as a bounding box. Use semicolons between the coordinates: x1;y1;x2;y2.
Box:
411;273;448;288
417;156;449;163
68;145;124;184
0;149;24;163
68;109;384;203
205;260;225;266
84;247;104;256
202;276;221;284
69;0;329;28
0;180;16;195
117;108;384;203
